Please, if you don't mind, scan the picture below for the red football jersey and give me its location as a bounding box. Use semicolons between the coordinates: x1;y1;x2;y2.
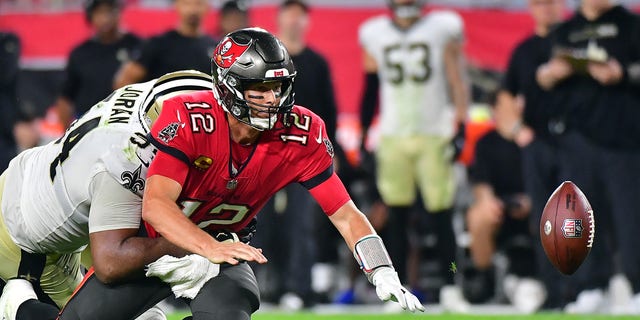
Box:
146;90;350;235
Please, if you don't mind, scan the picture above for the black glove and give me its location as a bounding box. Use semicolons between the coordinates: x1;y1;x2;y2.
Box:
208;218;257;244
450;122;466;163
360;149;376;174
236;218;257;243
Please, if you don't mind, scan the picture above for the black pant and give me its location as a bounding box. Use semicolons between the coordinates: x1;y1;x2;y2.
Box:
522;133;606;308
589;143;640;293
59;263;260;320
523;133;611;306
556;132;611;295
252;183;316;300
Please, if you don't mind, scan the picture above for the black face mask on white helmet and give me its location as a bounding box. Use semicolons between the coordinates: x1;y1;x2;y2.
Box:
387;0;423;19
211;27;296;131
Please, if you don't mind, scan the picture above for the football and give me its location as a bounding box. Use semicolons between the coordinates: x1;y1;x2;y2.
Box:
540;181;595;275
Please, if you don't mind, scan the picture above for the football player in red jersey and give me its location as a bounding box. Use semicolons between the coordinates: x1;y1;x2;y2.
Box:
58;28;424;319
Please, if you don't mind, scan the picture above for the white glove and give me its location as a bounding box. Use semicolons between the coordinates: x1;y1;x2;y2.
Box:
371;267;425;312
146;254;220;299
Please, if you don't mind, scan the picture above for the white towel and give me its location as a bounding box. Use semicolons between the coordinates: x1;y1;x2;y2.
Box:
146;254;220;299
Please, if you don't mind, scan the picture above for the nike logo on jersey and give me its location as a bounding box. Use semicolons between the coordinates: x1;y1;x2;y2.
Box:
315;126;323;144
68;133;80;143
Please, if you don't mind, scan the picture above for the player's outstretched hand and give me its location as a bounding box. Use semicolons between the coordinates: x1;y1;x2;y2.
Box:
372;267;425;312
207;241;268;265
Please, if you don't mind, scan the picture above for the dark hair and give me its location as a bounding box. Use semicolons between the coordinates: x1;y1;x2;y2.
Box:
221;0;249;16
279;0;309;13
84;0;121;22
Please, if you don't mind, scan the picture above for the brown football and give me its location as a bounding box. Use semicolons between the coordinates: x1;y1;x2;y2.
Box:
540;181;595;275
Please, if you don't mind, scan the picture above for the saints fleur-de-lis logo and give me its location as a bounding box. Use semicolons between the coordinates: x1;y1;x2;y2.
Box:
121;165;145;193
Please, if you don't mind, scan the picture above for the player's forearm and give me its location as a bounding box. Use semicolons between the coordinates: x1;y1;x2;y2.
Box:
472;183;496;202
450;80;469;125
94;236;187;284
113;62;145;89
54;96;75;128
444;41;469;124
142;197;218;259
329;201;376;251
495;91;523;139
536;63;561;90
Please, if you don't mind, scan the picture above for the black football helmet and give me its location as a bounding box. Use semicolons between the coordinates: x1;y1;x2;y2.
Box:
387;0;424;19
211;27;296;131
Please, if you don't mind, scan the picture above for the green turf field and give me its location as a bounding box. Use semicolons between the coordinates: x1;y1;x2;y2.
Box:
167;313;640;320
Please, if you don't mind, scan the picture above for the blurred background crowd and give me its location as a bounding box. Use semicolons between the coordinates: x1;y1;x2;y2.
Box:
1;0;640;315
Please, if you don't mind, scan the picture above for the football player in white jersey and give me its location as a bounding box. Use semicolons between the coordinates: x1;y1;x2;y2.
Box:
0;70;264;320
358;0;470;311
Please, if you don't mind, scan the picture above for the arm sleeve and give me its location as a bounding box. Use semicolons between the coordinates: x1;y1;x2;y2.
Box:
88;172;143;233
359;72;379;134
308;172;351;216
357;20;380;135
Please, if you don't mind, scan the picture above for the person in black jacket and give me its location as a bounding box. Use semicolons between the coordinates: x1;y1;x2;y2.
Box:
466;94;540;311
114;0;215;88
0;32;21;172
55;0;142;128
495;0;568;310
537;0;640;313
217;0;249;38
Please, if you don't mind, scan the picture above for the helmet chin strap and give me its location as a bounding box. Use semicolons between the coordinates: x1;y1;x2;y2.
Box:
249;114;278;131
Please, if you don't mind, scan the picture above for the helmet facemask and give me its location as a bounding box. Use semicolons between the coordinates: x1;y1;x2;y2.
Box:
211;28;297;131
214;74;295;131
388;0;423;19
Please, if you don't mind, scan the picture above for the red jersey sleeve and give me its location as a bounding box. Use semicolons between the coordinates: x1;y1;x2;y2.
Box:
297;114;335;189
308;172;351;216
291;109;349;215
148;97;196;185
147;151;189;186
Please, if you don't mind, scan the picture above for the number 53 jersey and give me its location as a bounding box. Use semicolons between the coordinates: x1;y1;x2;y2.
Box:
358;10;464;138
1;71;212;254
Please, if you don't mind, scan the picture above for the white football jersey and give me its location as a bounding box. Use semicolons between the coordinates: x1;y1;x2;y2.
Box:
359;10;464;137
1;70;212;254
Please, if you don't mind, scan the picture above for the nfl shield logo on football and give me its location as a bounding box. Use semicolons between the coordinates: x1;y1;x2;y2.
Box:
562;219;583;238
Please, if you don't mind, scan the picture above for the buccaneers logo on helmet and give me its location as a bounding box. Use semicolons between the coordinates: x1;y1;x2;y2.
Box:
214;38;250;69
